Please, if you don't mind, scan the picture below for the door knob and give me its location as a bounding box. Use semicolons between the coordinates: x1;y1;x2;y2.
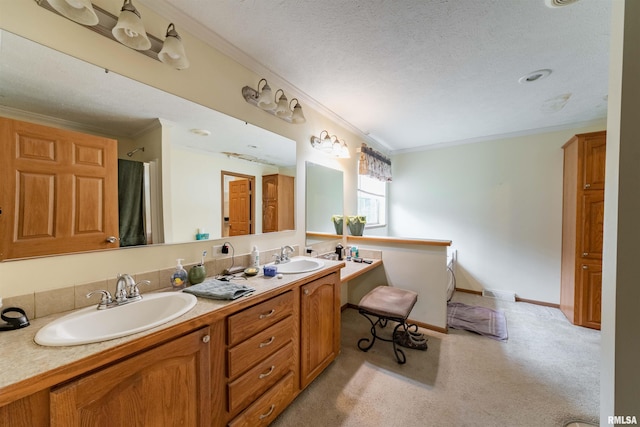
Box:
105;236;118;243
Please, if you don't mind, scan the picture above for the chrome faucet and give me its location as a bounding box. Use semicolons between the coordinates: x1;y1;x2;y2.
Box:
279;245;295;263
115;273;135;303
87;273;150;310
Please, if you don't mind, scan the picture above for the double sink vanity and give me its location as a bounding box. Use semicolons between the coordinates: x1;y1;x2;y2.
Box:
0;257;349;426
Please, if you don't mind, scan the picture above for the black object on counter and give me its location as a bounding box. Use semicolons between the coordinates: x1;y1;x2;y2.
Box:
335;244;344;260
0;307;30;331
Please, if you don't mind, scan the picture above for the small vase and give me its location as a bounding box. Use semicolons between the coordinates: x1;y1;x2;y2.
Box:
348;221;365;236
332;217;344;235
188;264;206;285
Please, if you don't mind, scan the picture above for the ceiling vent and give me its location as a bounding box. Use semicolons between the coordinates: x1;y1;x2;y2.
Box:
545;0;581;8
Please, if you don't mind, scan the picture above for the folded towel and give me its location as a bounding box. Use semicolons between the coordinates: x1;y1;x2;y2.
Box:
184;279;255;300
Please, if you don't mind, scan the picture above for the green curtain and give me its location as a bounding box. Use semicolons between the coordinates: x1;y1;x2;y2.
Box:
118;159;147;247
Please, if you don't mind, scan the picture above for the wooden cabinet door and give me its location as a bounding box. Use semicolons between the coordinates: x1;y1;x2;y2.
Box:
0;117;119;260
581;132;606;191
50;328;211;427
579;262;602;330
261;174;294;233
300;273;340;389
262;175;278;233
579;193;604;260
0;390;49;427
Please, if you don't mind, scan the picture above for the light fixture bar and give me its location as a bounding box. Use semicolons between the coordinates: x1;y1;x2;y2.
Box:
35;0;164;62
243;85;304;124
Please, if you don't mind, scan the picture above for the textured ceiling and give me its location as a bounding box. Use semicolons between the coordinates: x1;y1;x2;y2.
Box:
142;0;611;153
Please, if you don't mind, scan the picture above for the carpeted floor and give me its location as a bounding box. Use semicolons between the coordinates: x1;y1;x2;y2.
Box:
272;292;600;427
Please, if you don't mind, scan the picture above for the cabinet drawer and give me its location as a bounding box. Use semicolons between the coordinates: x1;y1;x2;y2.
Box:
228;317;293;378
228;371;294;427
228;342;293;413
228;291;293;346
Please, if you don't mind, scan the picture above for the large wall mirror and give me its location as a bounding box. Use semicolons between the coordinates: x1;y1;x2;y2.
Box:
0;30;296;259
305;162;343;242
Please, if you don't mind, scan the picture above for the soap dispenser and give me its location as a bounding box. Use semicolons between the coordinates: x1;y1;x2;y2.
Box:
251;246;260;268
171;259;188;290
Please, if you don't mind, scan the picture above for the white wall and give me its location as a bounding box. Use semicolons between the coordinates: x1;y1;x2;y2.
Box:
601;0;640;422
389;124;605;304
168;146;279;242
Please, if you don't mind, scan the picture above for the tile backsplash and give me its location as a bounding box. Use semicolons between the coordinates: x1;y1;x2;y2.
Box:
2;246;299;321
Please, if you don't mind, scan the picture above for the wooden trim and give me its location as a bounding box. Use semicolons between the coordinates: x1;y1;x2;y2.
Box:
306;232;342;239
306;232;452;247
515;297;560;309
346;235;452;247
455;288;482;296
454;287;560;309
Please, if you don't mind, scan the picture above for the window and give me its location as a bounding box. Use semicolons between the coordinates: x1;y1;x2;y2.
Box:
357;173;386;227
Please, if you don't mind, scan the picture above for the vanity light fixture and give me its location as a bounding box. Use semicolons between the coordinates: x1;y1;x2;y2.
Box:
36;0;189;69
241;79;306;124
112;0;151;51
158;23;189;70
310;131;350;158
290;98;306;124
274;90;292;119
45;0;99;25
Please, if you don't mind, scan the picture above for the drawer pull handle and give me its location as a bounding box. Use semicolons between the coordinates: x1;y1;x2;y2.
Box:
259;365;275;379
582;265;589;270
202;335;210;343
259;336;275;348
259;309;275;319
582;252;589;257
259;404;275;420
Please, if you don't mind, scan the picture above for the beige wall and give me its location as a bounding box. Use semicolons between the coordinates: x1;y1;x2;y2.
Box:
0;0;365;298
389;123;605;304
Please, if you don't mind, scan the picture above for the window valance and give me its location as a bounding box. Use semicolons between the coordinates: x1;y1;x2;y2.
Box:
358;144;392;182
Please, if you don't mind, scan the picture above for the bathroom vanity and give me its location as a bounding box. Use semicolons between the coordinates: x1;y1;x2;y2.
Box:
0;262;342;426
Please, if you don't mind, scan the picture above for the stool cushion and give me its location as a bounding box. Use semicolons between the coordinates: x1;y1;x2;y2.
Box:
359;286;418;319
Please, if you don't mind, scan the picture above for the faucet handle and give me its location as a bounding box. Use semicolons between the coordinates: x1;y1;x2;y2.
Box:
86;290;113;310
128;280;151;299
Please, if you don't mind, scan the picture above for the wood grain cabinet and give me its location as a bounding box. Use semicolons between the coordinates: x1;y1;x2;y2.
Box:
560;131;605;330
262;174;294;233
300;272;340;388
0;270;342;427
226;291;297;424
0;117;119;260
50;327;211;427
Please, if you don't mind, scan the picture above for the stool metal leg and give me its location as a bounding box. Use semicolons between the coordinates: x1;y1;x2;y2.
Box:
357;309;408;364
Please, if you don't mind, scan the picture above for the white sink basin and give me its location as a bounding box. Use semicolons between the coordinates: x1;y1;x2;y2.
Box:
34;292;197;347
275;257;324;274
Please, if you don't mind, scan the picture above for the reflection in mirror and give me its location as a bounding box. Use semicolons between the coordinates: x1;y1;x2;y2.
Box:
0;30;296;258
222;171;255;237
305;162;344;240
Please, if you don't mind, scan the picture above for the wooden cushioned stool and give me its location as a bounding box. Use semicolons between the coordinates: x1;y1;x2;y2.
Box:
357;286;425;364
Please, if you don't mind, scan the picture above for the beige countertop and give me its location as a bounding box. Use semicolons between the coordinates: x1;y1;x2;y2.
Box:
0;258;344;404
340;258;382;283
